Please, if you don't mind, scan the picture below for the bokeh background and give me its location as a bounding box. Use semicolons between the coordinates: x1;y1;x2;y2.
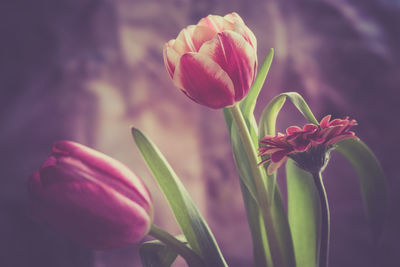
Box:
1;0;399;266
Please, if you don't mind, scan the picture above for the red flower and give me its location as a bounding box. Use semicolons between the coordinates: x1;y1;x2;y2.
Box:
259;115;358;174
163;12;257;109
29;141;153;250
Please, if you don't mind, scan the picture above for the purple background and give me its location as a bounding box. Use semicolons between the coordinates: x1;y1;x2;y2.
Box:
1;0;399;266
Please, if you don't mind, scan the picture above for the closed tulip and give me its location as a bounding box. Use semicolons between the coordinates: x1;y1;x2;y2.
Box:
163;12;257;109
28;141;153;250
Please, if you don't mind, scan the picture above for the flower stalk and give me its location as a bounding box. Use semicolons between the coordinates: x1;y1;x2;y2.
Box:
148;224;204;267
312;172;330;267
228;104;286;267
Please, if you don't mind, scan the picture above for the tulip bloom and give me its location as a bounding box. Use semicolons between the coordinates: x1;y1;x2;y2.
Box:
163;12;257;109
29;141;153;250
259;115;358;174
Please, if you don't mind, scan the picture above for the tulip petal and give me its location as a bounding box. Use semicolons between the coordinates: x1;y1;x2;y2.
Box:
52;141;152;211
223;12;244;24
33;179;151;249
192;25;217;51
173;52;235;109
172;25;196;55
198;15;233;33
199;30;256;101
163;40;180;78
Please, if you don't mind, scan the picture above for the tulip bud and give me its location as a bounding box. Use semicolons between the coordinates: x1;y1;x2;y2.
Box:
28;141;153;250
163;12;257;109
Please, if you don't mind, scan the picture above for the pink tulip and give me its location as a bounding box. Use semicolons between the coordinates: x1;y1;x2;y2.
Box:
163;12;257;109
28;141;153;250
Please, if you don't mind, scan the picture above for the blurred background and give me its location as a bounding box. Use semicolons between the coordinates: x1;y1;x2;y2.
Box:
1;0;399;266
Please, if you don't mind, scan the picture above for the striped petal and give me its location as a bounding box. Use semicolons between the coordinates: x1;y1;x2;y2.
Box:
199;30;256;101
173;52;235;109
163;40;180;78
192;25;217;51
172;25;196;55
198;15;233;33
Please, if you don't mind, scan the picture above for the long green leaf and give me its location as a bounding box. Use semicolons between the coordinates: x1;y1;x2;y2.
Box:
286;159;319;267
132;128;227;267
230;123;258;203
139;239;178;267
224;107;295;267
240;48;274;117
335;139;387;242
240;179;272;267
223;109;270;267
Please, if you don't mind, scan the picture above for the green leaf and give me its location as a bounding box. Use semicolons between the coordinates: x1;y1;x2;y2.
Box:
230;122;258;203
132;128;227;267
139;239;179;267
224;107;295;267
286;159;320;267
335;139;387;242
240;48;274;117
259;92;319;138
239;179;272;267
223;109;270;267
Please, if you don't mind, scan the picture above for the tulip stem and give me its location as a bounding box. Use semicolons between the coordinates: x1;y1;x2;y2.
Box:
149;224;204;267
312;172;330;267
228;104;286;267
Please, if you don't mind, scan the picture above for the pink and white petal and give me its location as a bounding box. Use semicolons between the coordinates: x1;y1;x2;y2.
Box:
223;12;244;24
199;30;256;101
320;115;331;129
192;25;217;51
231;23;257;50
163;41;180;78
173;52;235;109
267;157;288;175
172;25;196;55
198;15;231;33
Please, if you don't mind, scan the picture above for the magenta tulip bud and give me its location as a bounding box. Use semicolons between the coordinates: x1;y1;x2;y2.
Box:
28;141;153;250
163;12;257;109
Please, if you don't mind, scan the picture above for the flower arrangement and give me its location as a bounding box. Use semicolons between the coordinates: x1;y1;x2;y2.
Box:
29;13;386;267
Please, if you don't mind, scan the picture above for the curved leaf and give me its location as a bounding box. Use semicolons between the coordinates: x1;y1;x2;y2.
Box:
259;92;319;138
335;139;387;242
132;128;227;267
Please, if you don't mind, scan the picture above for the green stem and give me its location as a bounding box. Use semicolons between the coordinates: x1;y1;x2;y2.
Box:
149;224;204;267
312;172;330;267
228;104;285;267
